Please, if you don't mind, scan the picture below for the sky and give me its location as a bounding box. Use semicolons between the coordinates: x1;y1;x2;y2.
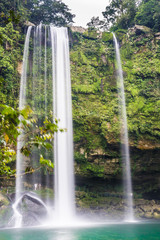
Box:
62;0;110;28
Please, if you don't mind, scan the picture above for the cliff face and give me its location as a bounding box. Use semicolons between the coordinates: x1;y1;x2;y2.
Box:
70;26;160;198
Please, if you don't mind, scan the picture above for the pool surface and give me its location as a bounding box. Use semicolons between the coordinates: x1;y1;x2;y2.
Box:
0;222;160;240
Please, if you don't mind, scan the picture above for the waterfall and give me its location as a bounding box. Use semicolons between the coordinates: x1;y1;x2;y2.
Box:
50;27;75;223
113;33;134;221
14;25;75;227
15;25;32;212
15;26;32;227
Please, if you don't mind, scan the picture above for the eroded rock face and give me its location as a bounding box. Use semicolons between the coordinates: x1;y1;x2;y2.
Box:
76;189;160;220
70;26;86;34
24;21;35;27
17;62;23;75
155;32;160;40
137;140;160;150
135;199;160;219
129;25;152;36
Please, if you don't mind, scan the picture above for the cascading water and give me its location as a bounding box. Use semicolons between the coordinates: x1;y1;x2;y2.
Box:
50;27;75;224
14;25;75;227
15;26;32;227
113;33;134;221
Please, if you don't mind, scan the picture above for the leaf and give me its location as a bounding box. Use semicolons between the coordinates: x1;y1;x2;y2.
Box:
4;134;9;143
39;155;54;168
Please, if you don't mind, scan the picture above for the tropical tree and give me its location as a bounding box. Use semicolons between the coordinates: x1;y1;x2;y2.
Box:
25;0;75;26
102;0;137;30
135;0;160;32
0;0;28;26
87;17;104;30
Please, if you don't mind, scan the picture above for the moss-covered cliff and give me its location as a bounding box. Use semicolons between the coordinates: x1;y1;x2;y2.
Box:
70;26;160;199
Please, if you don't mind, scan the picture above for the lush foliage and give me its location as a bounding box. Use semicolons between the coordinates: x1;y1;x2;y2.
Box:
70;31;120;177
135;0;160;32
102;0;137;30
0;22;22;107
70;28;160;178
0;0;160;183
0;104;20;176
88;0;160;32
24;0;75;26
0;0;75;27
0;104;59;177
0;0;28;27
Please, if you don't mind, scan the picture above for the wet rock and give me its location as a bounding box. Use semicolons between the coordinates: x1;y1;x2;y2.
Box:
153;212;160;219
144;212;153;219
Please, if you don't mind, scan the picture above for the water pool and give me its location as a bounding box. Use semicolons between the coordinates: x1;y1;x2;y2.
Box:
0;222;160;240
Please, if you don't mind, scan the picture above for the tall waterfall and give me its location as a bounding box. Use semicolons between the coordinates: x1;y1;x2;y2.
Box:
16;26;32;202
50;27;75;223
15;26;32;227
113;33;134;221
15;25;75;227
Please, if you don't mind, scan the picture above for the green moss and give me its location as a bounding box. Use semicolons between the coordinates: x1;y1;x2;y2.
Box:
70;28;160;180
102;32;113;43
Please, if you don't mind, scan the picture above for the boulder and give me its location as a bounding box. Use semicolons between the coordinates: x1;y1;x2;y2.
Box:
24;21;35;27
155;32;160;40
70;26;86;34
153;211;160;219
129;25;152;36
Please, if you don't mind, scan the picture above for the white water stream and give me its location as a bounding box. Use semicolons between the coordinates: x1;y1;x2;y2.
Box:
50;27;75;224
113;33;134;221
16;26;32;203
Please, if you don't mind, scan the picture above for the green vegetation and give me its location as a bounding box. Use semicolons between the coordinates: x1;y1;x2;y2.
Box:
0;104;59;177
135;0;160;32
0;0;159;199
0;22;22;107
0;0;75;177
24;0;75;26
102;0;137;30
0;0;75;26
88;0;160;32
70;26;160;181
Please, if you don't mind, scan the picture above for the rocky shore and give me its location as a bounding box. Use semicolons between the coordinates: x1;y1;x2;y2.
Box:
0;189;160;227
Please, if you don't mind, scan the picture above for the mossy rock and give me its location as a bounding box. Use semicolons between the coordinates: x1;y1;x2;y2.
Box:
144;212;153;219
153;212;160;219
